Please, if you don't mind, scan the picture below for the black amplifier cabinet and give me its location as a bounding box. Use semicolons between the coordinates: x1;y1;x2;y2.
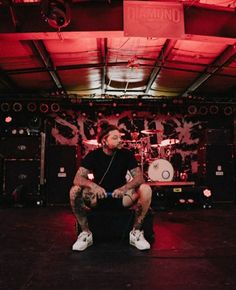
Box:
0;136;41;159
198;144;235;202
45;145;77;205
203;129;231;145
3;160;40;197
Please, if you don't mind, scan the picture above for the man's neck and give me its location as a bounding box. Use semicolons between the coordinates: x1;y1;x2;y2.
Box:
102;147;116;156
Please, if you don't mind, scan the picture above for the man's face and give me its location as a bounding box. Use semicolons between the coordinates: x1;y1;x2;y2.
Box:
105;129;123;150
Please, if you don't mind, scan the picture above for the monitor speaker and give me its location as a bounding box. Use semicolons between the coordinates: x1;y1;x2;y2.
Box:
0;136;41;159
45;145;77;205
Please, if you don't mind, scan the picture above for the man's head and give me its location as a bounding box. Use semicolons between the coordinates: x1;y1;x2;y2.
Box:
97;123;122;150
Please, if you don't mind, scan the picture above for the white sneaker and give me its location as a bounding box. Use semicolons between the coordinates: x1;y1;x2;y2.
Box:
129;229;151;250
72;231;93;251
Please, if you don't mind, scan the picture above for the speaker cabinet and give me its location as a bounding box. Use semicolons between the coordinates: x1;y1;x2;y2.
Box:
198;145;235;202
45;145;77;204
3;160;40;196
0;136;40;159
203;129;231;145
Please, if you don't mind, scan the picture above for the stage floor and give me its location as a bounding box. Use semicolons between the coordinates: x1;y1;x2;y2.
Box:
0;204;236;290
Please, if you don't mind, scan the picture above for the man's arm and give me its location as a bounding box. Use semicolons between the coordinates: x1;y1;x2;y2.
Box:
73;166;106;197
112;167;144;198
123;167;144;191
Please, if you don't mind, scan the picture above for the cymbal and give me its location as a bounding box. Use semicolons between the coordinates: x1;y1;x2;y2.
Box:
83;139;99;146
141;129;163;135
160;139;179;147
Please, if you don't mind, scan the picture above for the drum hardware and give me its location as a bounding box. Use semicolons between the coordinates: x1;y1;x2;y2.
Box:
141;129;164;135
160;138;179;147
83;139;99;146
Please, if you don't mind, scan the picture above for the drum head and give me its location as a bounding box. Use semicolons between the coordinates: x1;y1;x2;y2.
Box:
148;159;174;182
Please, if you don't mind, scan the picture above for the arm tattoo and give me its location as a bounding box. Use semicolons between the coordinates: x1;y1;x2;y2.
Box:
73;167;89;184
128;167;144;188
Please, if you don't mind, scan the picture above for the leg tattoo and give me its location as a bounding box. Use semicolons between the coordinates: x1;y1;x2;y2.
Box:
70;187;89;232
133;203;144;230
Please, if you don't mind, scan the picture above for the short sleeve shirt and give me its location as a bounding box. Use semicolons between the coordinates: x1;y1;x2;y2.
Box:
81;148;138;192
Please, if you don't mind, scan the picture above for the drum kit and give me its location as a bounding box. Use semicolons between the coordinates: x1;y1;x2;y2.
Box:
83;129;181;182
124;129;181;182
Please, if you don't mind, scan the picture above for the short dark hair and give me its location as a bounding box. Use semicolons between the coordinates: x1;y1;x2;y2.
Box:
97;123;119;144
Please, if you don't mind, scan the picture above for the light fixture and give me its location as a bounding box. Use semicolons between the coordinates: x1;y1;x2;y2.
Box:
223;106;233;116
40;103;49;113
12;102;23;112
187;105;197;115
198;106;208;115
5;116;12;123
27;102;37;112
41;0;71;30
209;105;219;115
51;102;60;112
1;102;10;112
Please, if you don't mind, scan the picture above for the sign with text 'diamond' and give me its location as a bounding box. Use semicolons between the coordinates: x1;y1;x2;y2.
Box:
124;1;184;38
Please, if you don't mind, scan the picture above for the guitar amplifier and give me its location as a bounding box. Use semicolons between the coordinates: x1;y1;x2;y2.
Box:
0;136;40;159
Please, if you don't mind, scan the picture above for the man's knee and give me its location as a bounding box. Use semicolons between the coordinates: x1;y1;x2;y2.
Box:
139;184;152;201
69;185;82;200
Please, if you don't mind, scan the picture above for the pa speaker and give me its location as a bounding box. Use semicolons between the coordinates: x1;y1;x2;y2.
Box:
45;145;76;205
198;145;235;202
3;160;40;197
0;136;41;159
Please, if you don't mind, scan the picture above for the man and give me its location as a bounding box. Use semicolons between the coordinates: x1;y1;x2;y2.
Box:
69;123;152;251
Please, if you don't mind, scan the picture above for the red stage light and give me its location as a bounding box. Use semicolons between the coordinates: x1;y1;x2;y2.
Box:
5;116;12;123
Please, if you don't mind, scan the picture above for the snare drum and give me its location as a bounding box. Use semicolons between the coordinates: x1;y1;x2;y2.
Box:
147;159;174;182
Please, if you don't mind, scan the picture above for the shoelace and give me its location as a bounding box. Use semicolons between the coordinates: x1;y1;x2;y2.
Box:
79;232;90;241
134;230;144;241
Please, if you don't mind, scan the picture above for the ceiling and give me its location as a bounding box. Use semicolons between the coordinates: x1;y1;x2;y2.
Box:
1;0;236;104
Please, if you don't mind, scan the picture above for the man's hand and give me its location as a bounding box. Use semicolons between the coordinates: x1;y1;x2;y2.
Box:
112;187;127;198
90;184;107;199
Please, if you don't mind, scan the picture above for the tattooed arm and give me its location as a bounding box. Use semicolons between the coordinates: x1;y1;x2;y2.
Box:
73;167;106;197
112;167;144;198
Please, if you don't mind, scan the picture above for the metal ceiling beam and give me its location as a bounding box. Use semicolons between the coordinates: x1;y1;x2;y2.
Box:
0;69;19;92
1;2;236;41
29;40;65;91
144;39;177;94
98;38;108;94
182;43;236;97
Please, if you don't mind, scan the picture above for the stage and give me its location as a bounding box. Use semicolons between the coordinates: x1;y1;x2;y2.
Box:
0;204;236;290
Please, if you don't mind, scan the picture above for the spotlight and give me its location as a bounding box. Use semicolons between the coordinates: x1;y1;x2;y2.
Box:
27;102;37;112
203;189;212;197
1;102;10;112
223;106;233;116
11;129;17;135
187;105;197;115
51;102;60;112
40;103;49;113
5;116;12;123
41;0;71;29
209;105;219;115
198;106;208;115
12;102;23;112
18;128;25;135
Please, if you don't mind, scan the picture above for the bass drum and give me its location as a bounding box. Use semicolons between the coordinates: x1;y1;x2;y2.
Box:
147;159;174;182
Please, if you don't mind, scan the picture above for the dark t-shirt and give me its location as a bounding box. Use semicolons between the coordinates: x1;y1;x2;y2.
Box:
81;148;138;192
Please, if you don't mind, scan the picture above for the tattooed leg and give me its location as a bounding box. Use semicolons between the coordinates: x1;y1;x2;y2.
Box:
133;184;152;230
69;185;90;232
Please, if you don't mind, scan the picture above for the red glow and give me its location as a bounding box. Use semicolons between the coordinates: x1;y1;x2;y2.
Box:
5;116;12;123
